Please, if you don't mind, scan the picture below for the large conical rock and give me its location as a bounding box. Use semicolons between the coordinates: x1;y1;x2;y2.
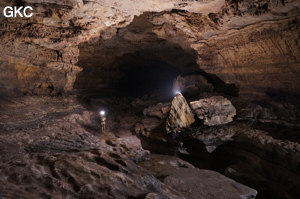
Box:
190;96;236;126
166;93;195;133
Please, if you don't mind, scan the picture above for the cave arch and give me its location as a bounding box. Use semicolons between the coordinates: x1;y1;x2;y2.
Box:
74;12;238;100
74;13;201;98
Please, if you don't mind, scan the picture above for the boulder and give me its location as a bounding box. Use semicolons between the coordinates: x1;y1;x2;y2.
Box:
225;163;268;191
139;154;258;199
173;75;214;96
237;103;263;119
163;168;257;199
190;96;236;126
134;117;164;138
143;102;171;119
166;93;195;133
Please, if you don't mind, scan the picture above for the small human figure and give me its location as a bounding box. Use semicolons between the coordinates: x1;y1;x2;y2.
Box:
100;111;106;133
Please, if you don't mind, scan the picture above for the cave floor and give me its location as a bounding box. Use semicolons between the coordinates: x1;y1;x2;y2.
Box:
0;94;299;199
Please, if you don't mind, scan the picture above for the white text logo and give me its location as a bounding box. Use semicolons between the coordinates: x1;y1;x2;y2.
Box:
3;6;33;18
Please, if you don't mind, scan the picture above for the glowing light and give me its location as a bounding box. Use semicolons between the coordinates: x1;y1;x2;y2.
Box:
174;90;181;95
100;110;105;116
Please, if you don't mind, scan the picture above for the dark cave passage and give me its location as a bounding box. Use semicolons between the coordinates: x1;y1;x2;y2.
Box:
116;58;180;97
71;12;299;199
73;13;239;100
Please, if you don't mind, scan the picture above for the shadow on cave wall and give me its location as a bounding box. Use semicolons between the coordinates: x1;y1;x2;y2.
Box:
73;12;239;102
116;57;180;97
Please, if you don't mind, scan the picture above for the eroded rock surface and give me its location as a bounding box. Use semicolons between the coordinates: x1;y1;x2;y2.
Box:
139;154;257;199
0;0;299;101
140;123;300;199
166;93;195;133
144;102;171;119
190;96;236;126
236;101;300;124
0;96;184;199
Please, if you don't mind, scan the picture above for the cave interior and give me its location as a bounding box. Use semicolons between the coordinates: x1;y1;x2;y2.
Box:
0;1;300;199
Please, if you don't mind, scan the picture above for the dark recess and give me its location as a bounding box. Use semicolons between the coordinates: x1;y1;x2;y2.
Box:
116;60;180;97
183;70;239;96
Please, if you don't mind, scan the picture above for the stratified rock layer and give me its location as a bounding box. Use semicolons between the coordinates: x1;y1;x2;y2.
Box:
190;96;236;126
139;154;257;199
139;122;300;199
166;93;195;133
0;96;184;199
0;0;299;100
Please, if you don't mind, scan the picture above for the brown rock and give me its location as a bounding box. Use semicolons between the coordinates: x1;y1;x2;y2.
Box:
163;168;257;199
190;96;236;126
0;96;184;199
225;163;268;191
173;75;214;96
166;93;195;133
143;102;171;119
161;124;300;199
236;103;263;119
139;154;258;199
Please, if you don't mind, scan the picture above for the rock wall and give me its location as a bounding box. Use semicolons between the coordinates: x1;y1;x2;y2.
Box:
150;1;300;100
0;0;214;96
0;2;84;95
1;0;299;99
194;18;300;99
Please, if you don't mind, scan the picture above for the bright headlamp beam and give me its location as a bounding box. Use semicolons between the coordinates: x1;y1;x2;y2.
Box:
174;90;181;95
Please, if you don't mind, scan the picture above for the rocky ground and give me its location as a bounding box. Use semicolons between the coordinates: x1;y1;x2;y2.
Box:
1;90;298;199
0;94;251;199
133;90;300;199
0;95;181;199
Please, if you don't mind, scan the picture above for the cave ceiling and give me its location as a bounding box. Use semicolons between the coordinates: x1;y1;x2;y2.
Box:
0;0;299;100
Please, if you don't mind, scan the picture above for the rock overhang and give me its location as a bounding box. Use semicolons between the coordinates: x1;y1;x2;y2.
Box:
0;0;299;102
